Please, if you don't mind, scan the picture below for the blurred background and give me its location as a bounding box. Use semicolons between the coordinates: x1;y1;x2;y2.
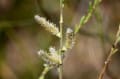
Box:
0;0;120;79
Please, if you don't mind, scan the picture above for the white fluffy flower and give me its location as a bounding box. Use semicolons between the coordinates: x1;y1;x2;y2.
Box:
34;15;61;38
49;47;60;61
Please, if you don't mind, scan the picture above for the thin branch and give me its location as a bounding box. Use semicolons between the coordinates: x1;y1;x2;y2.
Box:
58;0;64;79
59;0;64;51
74;0;101;34
98;25;120;79
39;66;53;79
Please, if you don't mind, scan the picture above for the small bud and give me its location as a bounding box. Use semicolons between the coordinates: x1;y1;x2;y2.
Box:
38;50;45;56
65;28;75;49
49;47;56;54
66;28;73;34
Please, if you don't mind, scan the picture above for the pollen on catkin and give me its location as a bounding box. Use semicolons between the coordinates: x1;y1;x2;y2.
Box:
34;15;61;38
38;47;60;65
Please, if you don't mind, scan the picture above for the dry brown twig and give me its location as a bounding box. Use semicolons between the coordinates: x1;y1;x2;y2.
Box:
98;25;120;79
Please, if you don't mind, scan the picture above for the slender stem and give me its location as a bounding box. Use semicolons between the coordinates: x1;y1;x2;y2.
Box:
98;48;118;79
58;66;63;79
98;25;120;79
39;66;52;79
58;0;64;79
60;0;63;49
74;0;101;34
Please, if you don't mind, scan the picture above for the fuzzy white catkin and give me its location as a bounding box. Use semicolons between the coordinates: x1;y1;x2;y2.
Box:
34;15;61;38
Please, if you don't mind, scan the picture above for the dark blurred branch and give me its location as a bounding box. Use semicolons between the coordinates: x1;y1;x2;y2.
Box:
0;19;35;30
34;0;41;14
